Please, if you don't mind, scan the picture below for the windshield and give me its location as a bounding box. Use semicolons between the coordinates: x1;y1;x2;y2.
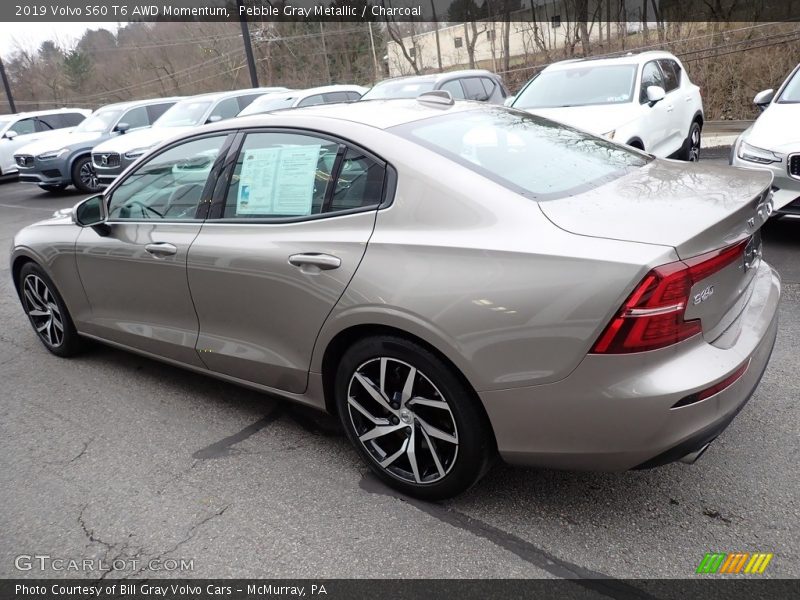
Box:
513;65;638;109
361;79;436;100
155;100;212;127
239;96;296;116
777;67;800;103
75;110;123;133
392;108;649;200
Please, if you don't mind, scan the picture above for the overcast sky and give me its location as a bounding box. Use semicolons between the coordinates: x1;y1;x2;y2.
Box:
0;23;121;59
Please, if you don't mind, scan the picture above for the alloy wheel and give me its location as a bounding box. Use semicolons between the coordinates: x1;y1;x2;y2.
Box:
689;127;701;161
22;274;64;347
79;162;99;189
346;357;459;484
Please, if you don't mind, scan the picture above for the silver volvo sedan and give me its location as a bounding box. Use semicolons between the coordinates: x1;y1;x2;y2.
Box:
10;97;780;499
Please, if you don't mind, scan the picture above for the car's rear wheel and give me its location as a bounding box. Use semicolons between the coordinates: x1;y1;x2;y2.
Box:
335;335;495;500
18;262;84;357
71;156;101;193
681;122;702;161
38;184;69;193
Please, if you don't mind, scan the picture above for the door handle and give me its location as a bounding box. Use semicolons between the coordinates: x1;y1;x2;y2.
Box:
145;242;178;257
665;104;674;112
288;253;341;270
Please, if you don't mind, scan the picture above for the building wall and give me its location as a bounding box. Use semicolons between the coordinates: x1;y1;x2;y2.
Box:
386;3;630;77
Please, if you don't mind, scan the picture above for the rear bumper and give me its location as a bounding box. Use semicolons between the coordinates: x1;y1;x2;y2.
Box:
481;261;780;470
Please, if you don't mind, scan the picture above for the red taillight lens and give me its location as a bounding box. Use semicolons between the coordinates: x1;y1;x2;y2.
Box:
591;239;749;354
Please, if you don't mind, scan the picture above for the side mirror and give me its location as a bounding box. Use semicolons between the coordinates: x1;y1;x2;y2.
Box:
206;115;223;123
753;88;774;111
115;122;130;134
5;130;18;140
72;194;109;234
646;86;666;105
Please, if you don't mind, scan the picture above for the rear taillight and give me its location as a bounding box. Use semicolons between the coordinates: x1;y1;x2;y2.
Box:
591;239;749;354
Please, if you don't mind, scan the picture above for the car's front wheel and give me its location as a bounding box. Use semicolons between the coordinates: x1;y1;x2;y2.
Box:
18;262;85;357
335;335;495;500
681;122;702;161
71;156;101;193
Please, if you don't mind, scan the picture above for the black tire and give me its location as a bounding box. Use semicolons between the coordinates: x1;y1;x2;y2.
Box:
18;262;85;357
335;335;495;500
71;156;101;193
38;183;69;193
680;121;702;161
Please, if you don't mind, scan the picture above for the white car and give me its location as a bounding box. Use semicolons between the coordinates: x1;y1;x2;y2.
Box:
0;108;91;176
510;51;704;160
236;85;368;117
730;63;800;216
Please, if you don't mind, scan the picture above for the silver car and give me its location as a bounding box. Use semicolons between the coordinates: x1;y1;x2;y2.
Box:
11;98;780;499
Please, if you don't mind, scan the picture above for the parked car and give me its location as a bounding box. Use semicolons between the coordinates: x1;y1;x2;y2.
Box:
0;108;90;176
730;62;800;217
237;85;368;117
361;70;508;104
10;98;779;499
92;88;287;185
510;51;704;160
15;98;182;193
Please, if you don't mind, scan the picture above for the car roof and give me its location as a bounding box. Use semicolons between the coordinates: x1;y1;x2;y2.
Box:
175;88;288;103
231;97;484;131
0;108;91;119
376;69;499;85
543;51;680;71
95;97;184;111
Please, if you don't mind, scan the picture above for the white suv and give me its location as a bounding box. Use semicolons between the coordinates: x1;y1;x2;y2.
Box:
510;51;704;160
0;108;91;176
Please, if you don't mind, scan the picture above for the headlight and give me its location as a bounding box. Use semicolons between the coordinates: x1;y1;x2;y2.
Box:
603;130;616;140
37;148;69;160
737;141;783;164
124;146;152;160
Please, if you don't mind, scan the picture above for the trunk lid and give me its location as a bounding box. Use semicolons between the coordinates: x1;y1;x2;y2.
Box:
539;159;774;340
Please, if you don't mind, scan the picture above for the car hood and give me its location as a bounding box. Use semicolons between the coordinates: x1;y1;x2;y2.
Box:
743;103;800;151
520;104;635;135
16;131;107;156
93;126;193;154
538;158;773;259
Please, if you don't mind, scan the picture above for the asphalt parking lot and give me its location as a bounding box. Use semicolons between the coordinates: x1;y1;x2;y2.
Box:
0;160;798;584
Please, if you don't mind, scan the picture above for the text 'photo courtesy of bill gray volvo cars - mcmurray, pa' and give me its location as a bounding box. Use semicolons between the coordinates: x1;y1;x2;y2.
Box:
10;81;781;500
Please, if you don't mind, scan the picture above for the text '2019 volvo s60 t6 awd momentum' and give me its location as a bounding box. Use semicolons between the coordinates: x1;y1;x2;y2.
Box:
11;96;780;499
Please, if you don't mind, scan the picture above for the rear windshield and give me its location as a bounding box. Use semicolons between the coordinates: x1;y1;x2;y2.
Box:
361;80;436;100
392;108;650;200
